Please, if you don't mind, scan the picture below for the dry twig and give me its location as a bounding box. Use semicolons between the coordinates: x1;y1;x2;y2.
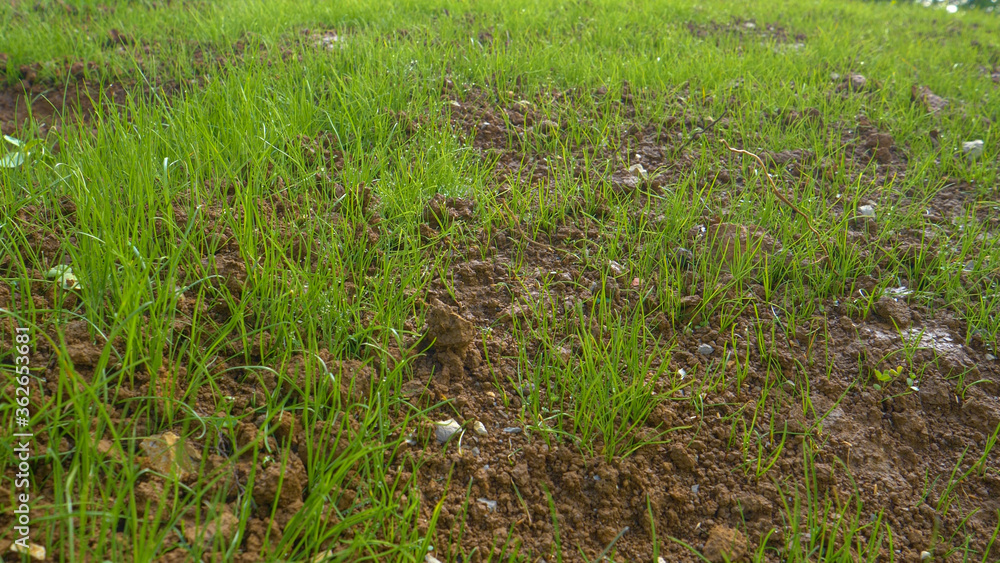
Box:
722;140;831;264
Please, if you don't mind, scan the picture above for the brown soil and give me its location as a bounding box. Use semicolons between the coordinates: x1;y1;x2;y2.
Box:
0;59;130;137
384;77;998;562
0;28;273;139
686;18;808;45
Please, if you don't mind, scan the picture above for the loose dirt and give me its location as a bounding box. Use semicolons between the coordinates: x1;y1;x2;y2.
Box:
0;59;130;137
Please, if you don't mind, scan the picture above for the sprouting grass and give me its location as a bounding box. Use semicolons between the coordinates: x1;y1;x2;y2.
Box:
2;0;1000;560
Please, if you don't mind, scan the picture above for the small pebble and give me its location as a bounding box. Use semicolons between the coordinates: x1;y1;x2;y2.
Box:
962;140;984;160
691;484;700;493
471;447;480;457
425;555;443;563
986;354;996;361
627;163;648;180
858;204;876;218
503;427;522;434
920;551;932;562
698;343;714;356
537;120;559;134
477;498;497;512
473;421;488;436
434;419;462;444
608;260;624;276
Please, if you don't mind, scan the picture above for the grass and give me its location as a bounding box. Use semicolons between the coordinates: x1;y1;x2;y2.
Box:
1;0;1000;561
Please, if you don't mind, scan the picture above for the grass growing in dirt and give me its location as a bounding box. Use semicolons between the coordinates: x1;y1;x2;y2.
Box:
2;0;1000;561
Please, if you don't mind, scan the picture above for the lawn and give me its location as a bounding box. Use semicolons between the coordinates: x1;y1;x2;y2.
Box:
1;0;999;561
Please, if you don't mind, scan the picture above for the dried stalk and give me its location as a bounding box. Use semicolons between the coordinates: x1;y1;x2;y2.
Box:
721;140;831;264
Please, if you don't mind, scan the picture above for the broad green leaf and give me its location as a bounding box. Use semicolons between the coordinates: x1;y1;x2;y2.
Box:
873;369;893;383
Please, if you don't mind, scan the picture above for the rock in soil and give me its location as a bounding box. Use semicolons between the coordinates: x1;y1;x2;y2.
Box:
963;139;984;160
434;419;463;443
472;420;488;436
703;525;748;563
698;343;714;356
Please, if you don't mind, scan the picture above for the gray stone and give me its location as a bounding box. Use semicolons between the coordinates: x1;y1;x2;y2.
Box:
963;139;984;160
434;419;462;444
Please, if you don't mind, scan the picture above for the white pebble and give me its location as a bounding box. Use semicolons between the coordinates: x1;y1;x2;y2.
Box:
473;421;487;436
434;419;462;444
963;140;984;160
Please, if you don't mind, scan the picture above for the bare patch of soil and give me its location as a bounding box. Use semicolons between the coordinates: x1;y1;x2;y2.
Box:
395;213;1000;562
686;18;807;45
0;60;130;136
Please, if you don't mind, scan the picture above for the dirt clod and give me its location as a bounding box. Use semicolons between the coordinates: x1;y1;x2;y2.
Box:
180;504;239;545
706;222;781;265
252;454;306;508
912;84;948;113
422;298;477;382
423;194;476;228
703;525;748;562
874;296;911;327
